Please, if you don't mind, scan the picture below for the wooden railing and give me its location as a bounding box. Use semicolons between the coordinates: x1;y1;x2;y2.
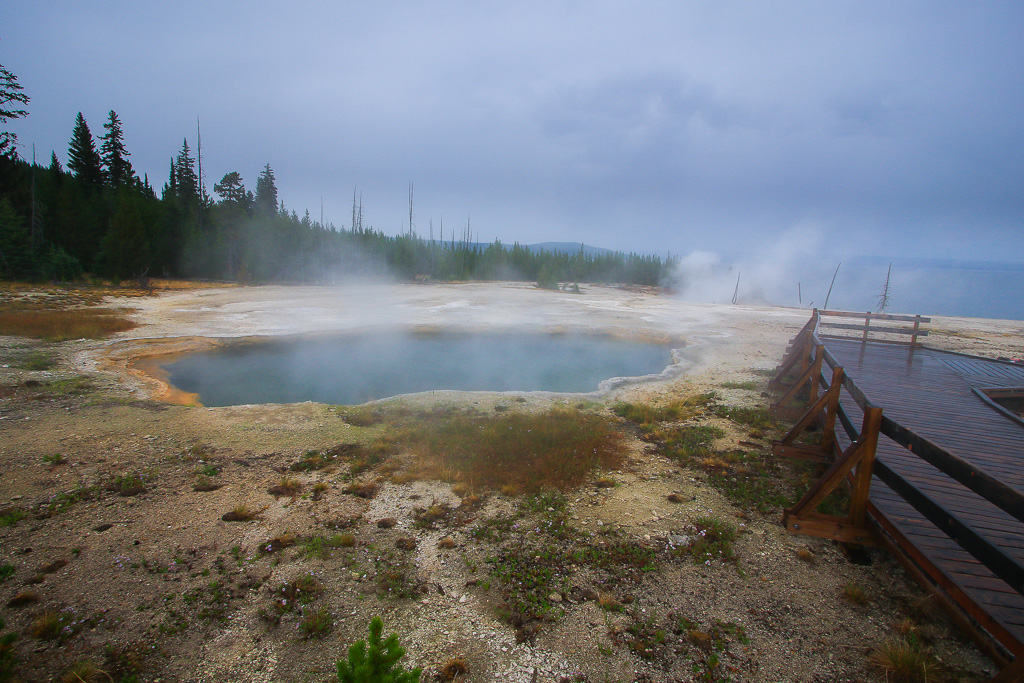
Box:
816;309;930;346
771;310;1024;676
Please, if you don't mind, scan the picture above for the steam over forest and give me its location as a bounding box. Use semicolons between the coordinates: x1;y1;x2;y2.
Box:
0;68;673;287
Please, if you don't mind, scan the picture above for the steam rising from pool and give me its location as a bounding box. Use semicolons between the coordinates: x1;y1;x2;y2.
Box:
161;331;678;406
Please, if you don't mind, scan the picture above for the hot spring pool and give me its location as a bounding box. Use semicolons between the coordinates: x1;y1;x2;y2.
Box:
160;331;678;406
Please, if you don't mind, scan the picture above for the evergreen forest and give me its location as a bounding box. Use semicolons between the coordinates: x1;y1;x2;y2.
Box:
0;65;674;288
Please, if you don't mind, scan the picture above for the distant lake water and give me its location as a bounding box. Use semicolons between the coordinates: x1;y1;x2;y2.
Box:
161;332;677;407
695;258;1024;321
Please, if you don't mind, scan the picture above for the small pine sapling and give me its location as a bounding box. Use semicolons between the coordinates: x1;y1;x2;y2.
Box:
336;616;421;683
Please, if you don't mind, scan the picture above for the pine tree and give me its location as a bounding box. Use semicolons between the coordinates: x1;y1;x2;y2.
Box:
100;110;134;186
214;171;246;205
67;113;103;185
0;63;29;160
173;138;198;201
335;617;421;683
48;151;62;174
254;163;278;215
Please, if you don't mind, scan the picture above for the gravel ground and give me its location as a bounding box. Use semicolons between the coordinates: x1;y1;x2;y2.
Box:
2;282;1019;682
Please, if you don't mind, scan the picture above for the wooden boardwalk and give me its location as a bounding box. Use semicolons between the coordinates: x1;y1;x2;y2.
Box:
827;339;1024;650
771;310;1024;677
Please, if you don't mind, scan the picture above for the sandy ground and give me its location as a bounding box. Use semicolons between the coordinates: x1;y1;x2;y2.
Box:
1;282;1021;683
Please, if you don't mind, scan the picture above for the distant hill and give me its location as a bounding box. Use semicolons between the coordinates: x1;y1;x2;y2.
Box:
526;242;614;257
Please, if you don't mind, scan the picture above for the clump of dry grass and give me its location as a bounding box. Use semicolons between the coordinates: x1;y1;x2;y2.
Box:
438;657;468;681
222;505;257;522
259;533;296;555
598;594;623;612
268;477;302;497
343;481;379;499
60;659;112;683
869;633;939;682
437;537;456;549
842;581;871;605
7;590;40;608
796;547;817;565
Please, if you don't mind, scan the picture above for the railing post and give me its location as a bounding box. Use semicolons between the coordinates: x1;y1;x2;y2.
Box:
820;366;844;456
862;311;871;342
807;344;825;408
910;316;922;347
849;406;882;527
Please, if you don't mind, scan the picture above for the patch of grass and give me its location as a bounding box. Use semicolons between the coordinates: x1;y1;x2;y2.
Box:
392;407;627;493
612;392;717;428
438;657;467;681
796;547;817;565
842;581;871;606
265;574;325;624
36;484;99;517
0;307;137;341
268;476;303;497
184;579;231;623
29;607;88;642
598;593;624;612
108;470;153;497
222;504;257;522
59;659;110;683
300;534;350;560
719;380;760;390
671;615;749;682
412;503;450;529
312;481;329;500
660;424;726;461
47;376;94;395
7;591;40;608
0;507;25;527
343;481;379;499
0;564;14;582
675;516;739;566
711;404;778;431
625;616;668;661
43;452;67;466
296;607;333;639
869;633;939;682
0;617;16;683
20;350;56;371
194;463;220;477
259;533;296;555
372;551;420;600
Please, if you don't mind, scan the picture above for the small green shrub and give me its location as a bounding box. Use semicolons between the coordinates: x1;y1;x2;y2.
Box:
299;607;334;638
336;616;421;683
0;565;13;582
0;617;15;683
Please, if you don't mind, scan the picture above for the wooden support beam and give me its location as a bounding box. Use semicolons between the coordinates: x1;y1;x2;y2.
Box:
784;513;875;546
992;654;1024;682
848;406;882;528
772;443;830;463
771;344;823;415
786;436;869;520
819;366;844;455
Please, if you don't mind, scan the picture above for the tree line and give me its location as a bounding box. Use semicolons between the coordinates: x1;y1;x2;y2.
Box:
0;65;674;287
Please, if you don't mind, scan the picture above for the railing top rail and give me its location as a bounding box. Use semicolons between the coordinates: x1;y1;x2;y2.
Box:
819;309;932;323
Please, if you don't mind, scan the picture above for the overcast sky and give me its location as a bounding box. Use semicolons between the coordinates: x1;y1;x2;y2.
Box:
4;1;1023;263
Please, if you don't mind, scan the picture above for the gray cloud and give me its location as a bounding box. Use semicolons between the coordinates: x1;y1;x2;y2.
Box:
3;1;1022;262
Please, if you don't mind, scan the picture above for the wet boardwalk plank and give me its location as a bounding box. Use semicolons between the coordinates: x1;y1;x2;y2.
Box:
824;339;1024;651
